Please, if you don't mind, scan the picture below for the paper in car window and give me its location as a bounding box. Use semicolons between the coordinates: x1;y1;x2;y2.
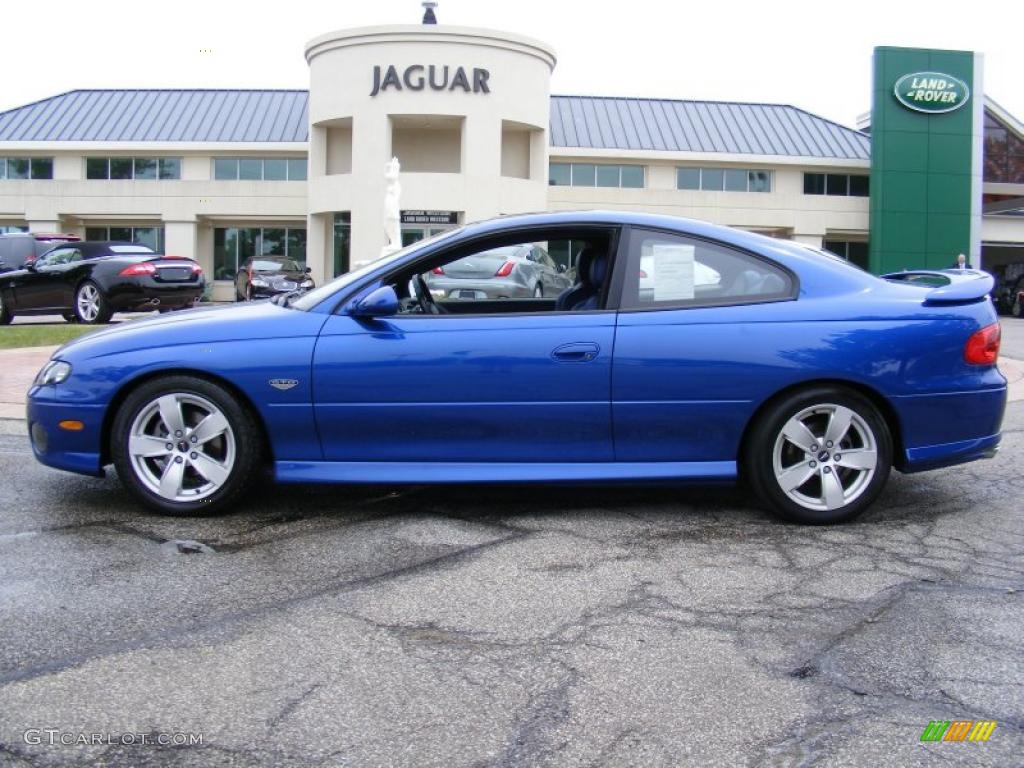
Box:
651;243;695;301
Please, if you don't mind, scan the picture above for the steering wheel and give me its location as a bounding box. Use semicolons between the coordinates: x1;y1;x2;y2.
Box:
413;274;443;315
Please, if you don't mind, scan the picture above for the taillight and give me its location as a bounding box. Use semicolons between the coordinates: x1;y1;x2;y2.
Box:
431;266;444;275
118;262;157;276
638;269;648;279
964;323;1000;365
494;261;515;277
191;262;203;274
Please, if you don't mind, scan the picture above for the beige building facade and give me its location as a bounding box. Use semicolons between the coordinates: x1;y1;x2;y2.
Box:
0;21;1020;300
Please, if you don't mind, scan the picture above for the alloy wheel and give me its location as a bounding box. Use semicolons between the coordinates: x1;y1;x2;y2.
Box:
127;392;236;502
771;403;879;512
76;284;101;322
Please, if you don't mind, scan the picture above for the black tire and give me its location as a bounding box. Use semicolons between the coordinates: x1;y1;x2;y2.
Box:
743;386;892;524
0;292;12;325
74;281;113;324
533;284;543;298
111;375;263;516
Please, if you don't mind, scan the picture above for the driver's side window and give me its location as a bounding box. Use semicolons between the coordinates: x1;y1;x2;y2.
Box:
391;230;616;316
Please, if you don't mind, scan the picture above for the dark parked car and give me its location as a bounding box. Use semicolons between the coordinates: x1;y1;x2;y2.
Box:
424;244;571;299
0;241;204;324
28;212;1005;524
235;257;314;301
0;232;80;272
993;273;1024;316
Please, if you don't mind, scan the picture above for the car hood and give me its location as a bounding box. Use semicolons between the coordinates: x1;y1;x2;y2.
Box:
54;301;329;362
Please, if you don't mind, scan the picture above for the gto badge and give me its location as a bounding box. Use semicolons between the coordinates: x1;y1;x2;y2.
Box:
269;379;299;391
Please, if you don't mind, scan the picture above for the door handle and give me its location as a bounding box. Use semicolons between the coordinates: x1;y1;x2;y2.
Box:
551;342;600;362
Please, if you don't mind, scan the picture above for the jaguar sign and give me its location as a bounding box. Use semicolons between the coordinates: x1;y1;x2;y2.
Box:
894;72;970;114
371;65;491;96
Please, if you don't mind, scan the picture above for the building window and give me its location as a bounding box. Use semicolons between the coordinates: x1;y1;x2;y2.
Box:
212;157;308;181
0;225;29;234
333;212;351;277
213;226;307;280
983;111;1024;184
0;157;53;179
85;157;181;180
85;226;165;252
676;167;772;193
823;240;870;271
804;172;869;197
549;162;645;188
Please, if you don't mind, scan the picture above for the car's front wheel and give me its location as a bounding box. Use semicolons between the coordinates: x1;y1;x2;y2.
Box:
74;281;112;324
744;386;892;524
111;376;262;515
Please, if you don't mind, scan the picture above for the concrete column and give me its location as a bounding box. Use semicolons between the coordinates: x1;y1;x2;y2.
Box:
793;234;823;248
163;219;198;259
306;212;330;284
27;220;62;233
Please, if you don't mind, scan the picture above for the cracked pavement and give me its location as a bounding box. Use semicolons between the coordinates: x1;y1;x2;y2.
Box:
0;404;1021;767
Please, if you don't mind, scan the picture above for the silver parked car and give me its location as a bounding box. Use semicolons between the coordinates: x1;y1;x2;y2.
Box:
424;244;572;300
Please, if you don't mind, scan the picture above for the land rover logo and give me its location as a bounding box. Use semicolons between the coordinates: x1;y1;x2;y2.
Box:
371;65;490;97
894;72;970;114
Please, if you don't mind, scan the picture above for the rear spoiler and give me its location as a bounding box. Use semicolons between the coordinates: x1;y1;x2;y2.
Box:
881;270;994;305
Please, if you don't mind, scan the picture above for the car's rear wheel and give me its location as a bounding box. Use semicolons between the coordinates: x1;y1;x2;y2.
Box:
744;386;892;524
74;281;112;324
111;376;262;515
0;293;11;324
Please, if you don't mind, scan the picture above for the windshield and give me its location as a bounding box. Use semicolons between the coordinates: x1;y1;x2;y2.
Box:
253;259;301;272
290;227;463;311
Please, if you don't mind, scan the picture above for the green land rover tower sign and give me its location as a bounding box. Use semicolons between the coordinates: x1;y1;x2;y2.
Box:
894;71;970;114
868;47;984;274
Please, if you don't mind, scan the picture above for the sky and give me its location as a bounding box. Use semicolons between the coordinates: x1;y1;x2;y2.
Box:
1;0;1021;127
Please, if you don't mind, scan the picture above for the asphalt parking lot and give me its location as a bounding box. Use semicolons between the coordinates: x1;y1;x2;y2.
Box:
0;397;1022;766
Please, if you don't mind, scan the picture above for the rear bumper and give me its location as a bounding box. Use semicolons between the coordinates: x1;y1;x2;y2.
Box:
894;384;1007;472
106;280;204;311
901;433;1001;473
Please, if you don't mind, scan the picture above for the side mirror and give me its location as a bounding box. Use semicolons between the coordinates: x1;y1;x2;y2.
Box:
350;285;399;317
557;264;567;273
304;267;312;274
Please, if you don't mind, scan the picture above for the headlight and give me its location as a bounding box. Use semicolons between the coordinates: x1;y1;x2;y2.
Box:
35;360;72;386
251;278;268;287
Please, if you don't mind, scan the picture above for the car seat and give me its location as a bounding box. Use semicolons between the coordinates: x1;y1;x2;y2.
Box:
556;248;608;311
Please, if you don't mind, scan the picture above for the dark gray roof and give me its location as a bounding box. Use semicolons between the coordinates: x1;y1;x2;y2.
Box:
0;89;869;159
549;95;870;160
0;90;309;142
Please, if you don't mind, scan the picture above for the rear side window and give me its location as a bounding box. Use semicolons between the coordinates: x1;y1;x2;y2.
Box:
621;228;794;310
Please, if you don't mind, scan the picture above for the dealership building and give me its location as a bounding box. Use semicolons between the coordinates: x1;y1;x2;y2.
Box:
0;20;1022;300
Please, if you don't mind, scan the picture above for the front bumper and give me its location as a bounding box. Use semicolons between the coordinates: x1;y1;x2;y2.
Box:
27;387;105;476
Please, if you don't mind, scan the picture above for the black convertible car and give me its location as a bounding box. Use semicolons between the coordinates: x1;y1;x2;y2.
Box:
0;241;205;324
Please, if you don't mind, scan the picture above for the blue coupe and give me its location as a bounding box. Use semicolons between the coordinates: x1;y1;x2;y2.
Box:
27;212;1006;523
